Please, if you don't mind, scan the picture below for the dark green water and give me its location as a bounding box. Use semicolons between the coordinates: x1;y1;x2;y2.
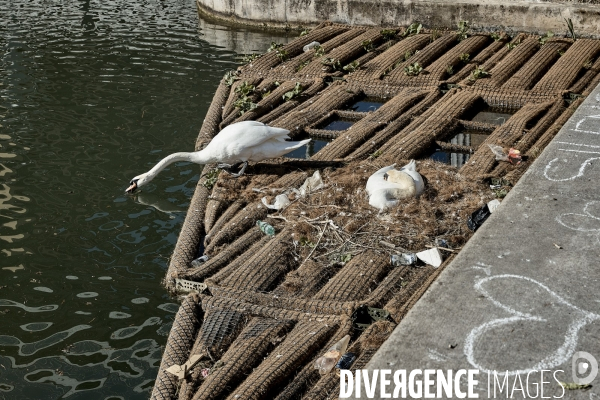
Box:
0;1;289;398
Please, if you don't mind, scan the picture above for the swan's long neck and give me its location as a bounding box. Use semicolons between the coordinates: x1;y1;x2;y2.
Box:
144;151;210;181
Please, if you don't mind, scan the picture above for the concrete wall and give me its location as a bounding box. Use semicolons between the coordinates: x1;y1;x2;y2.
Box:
196;0;600;37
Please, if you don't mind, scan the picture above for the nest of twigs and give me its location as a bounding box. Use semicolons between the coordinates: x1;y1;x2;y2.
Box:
214;158;497;269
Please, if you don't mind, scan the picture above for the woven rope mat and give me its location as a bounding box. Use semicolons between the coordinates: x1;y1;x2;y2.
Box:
152;22;600;400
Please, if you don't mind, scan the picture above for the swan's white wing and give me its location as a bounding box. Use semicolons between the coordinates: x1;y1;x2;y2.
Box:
373;164;397;176
400;160;424;196
400;159;416;172
243;138;310;161
205;122;292;159
369;189;399;211
221;121;290;145
366;164;396;195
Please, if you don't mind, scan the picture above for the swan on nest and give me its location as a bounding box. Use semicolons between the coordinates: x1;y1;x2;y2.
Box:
125;121;310;193
366;160;424;211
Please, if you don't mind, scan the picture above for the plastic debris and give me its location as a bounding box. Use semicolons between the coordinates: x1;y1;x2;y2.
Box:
467;204;491;231
165;354;202;379
488;144;508;161
256;220;276;236
175;279;208;293
201;368;210;378
191;255;209;267
303;41;320;52
488;144;522;165
261;194;291;211
416;248;443;268
351;306;390;330
487;199;501;213
508;148;522;165
390;253;417;266
490;178;510;187
295;170;324;197
434;238;449;248
335;352;356;376
314;335;350;375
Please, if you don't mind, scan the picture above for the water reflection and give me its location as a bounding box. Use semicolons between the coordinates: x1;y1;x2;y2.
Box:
321;120;354;131
347;99;386;112
0;0;290;398
471;110;513;125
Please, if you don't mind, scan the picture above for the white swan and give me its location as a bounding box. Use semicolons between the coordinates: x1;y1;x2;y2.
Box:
366;160;424;211
125;121;310;193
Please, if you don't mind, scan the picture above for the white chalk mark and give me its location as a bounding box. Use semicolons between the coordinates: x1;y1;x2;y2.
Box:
558;148;600;155
472;266;492;276
556;216;600;232
574;115;600;135
556;201;600;245
476;262;493;268
556;141;600;149
472;262;493;275
428;349;448;362
464;273;600;376
544;157;600;181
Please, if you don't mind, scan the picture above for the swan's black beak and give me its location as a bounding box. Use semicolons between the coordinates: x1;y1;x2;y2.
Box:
126;181;137;193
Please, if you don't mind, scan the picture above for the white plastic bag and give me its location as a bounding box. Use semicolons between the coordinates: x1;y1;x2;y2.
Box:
303;41;320;52
295;170;324;197
487;144;508;161
261;194;291;211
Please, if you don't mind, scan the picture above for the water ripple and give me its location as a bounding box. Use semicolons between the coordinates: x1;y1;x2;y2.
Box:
0;0;291;397
20;322;53;332
0;325;91;356
110;317;161;340
0;299;58;313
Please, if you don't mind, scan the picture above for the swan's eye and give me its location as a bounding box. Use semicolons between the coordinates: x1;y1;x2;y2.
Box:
383;173;389;181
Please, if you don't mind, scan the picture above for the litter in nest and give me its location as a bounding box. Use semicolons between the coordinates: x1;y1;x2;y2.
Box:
314;335;350;375
416;247;443;268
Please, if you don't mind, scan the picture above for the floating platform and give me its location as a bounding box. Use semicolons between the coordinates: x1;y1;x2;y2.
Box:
150;22;600;400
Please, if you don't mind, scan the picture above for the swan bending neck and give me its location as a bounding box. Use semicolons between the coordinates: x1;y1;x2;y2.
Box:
146;152;198;179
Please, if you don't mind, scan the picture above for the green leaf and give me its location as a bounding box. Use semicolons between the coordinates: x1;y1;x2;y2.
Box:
456;20;469;41
343;60;360;72
202;168;220;190
403;62;423;76
402;22;422;37
380;29;398;41
268;42;283;52
223;71;239;87
282;82;303;101
565;18;576;42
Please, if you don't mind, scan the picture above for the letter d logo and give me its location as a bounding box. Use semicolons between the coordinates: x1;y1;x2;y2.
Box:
572;351;598;385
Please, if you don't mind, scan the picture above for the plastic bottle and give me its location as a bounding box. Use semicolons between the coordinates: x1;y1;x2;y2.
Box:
191;255;209;267
256;220;275;236
390;253;416;266
314;335;350;375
